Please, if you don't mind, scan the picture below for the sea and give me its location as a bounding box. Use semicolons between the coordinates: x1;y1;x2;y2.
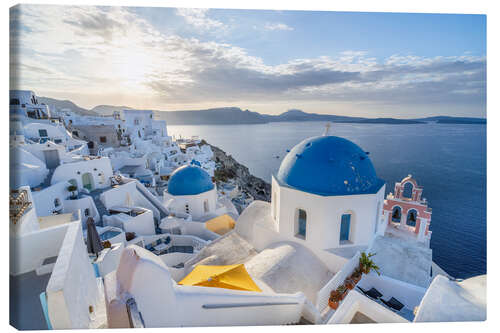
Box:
168;121;486;279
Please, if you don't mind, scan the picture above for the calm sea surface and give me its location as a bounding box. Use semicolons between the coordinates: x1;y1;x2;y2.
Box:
169;122;486;279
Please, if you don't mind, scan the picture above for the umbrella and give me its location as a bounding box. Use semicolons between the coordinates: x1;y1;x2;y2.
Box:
86;217;104;256
178;264;261;292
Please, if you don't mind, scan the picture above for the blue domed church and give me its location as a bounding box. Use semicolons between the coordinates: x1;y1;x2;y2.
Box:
163;165;217;220
271;135;386;252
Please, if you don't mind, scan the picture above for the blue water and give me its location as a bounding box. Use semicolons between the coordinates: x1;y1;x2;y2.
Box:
169;122;486;279
100;230;121;241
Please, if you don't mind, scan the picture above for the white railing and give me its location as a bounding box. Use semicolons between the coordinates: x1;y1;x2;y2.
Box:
316;251;361;314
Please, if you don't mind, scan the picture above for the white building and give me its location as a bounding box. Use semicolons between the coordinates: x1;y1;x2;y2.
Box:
10;90;51;120
271;135;385;254
163;165;217;221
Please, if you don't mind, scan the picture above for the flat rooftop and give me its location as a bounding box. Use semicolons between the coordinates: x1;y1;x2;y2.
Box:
369;229;432;288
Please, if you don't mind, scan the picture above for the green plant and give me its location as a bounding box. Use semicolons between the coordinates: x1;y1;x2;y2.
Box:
336;284;347;294
359;252;381;275
329;290;343;302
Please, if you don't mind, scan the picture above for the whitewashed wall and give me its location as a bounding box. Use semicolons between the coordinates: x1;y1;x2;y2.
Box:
164;188;217;221
46;223;99;329
51;158;113;191
272;176;385;250
123;246;307;327
32;181;71;217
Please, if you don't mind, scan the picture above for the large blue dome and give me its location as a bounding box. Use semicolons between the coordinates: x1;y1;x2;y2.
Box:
167;165;214;196
277;136;384;196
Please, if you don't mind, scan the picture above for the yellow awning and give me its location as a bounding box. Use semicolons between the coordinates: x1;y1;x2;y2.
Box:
205;214;236;235
178;264;261;292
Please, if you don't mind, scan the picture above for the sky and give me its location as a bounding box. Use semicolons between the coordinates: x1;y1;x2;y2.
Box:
9;5;486;118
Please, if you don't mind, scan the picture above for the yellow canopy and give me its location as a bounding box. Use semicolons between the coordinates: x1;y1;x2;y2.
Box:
178;264;261;292
205;214;236;235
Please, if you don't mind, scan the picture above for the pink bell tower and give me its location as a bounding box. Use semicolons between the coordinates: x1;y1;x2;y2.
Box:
382;175;432;243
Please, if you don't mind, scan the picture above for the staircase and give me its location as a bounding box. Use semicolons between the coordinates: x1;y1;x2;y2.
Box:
41;169;55;188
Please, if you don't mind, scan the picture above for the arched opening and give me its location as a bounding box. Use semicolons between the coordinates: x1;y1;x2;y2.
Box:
295;209;307;239
81;172;94;191
391;206;401;223
340;213;352;243
407;209;418;227
54;198;61;207
203;200;209;213
84;208;90;217
402;182;413;199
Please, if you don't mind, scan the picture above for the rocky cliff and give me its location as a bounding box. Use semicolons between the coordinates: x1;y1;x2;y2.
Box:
204;140;271;204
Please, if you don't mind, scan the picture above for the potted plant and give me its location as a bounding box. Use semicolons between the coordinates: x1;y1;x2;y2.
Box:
350;267;363;284
328;290;343;310
336;284;348;300
344;277;355;290
67;185;78;199
359;252;381;275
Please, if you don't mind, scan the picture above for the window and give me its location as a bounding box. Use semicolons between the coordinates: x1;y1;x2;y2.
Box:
203;200;209;213
38;129;48;137
295;209;307;239
54;139;62;144
84;208;90;216
407;210;417;227
87;141;94;149
340;214;351;242
72;131;79;137
403;182;413;199
54;198;61;207
10;98;20;105
99;136;107;143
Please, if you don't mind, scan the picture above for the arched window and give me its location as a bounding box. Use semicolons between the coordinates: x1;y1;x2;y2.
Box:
391;206;401;223
203;200;209;213
407;209;418;227
402;182;413;199
295;209;307;239
340;214;352;243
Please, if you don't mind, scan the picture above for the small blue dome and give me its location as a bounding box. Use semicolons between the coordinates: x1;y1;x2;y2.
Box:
167;165;214;196
277;136;384;196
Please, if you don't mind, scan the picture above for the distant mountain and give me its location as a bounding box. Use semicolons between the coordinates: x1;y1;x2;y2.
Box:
154;107;268;125
91;105;133;116
37;96;486;126
412;116;486;124
265;109;421;124
38;96;98;116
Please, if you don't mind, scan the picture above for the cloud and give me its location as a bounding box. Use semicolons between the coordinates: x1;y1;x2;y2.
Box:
10;4;486;115
264;22;294;31
176;8;225;31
